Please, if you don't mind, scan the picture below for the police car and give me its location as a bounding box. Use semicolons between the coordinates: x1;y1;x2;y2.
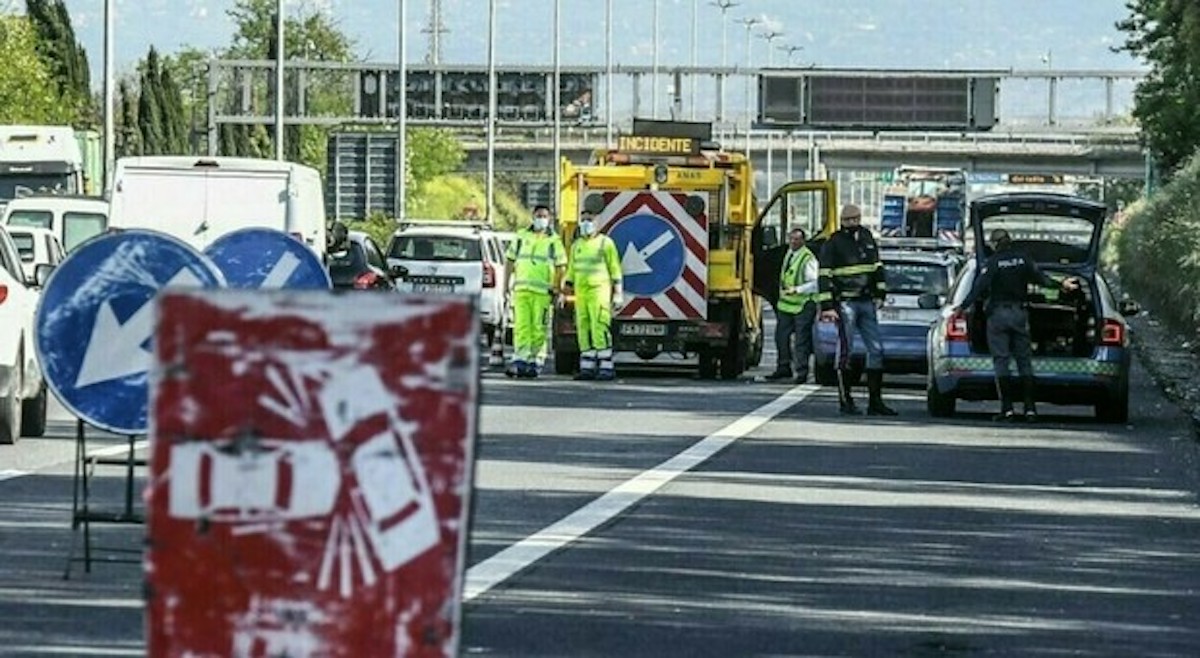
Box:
813;242;962;385
926;193;1139;423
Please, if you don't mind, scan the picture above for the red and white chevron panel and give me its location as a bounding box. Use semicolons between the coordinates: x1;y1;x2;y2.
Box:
588;190;708;321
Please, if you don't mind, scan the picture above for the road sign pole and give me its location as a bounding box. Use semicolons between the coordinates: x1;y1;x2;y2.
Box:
605;0;614;147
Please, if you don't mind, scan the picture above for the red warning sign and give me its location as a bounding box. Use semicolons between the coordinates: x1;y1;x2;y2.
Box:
146;290;479;657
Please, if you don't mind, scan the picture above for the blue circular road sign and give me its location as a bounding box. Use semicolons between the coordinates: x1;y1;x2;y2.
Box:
204;228;332;290
34;230;225;435
607;213;685;297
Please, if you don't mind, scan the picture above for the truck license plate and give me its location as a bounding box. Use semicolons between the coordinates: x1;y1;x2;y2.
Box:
620;324;667;337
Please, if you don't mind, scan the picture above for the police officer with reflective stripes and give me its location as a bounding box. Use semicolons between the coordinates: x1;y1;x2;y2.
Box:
818;204;897;416
765;227;819;384
955;228;1080;421
504;205;567;379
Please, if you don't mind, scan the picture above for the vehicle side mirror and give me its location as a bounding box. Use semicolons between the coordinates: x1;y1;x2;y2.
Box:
1119;299;1141;317
33;263;54;288
917;293;942;310
762;226;780;249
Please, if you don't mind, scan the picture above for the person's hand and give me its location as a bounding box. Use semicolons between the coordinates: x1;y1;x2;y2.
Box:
819;309;838;323
612;292;624;311
1061;277;1081;292
874;298;885;310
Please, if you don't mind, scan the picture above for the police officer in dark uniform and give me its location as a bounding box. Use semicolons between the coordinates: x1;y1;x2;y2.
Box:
955;228;1080;421
818;204;897;416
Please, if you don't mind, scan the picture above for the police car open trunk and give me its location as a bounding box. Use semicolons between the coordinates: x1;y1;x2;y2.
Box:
966;193;1107;358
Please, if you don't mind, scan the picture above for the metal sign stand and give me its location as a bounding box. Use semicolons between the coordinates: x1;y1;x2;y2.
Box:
63;418;146;579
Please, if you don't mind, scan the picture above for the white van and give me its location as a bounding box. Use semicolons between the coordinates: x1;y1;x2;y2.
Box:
107;156;328;256
1;194;109;253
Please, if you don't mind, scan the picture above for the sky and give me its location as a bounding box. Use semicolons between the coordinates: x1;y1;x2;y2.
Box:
40;0;1144;77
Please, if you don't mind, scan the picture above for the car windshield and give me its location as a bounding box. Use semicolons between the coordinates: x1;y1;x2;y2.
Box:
0;174;71;201
884;261;950;295
6;209;52;230
389;235;481;261
981;213;1096;264
62;212;106;252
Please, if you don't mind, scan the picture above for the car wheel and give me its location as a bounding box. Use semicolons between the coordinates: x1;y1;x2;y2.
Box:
814;362;838;386
698;349;718;380
20;382;47;438
554;348;577;375
0;369;21;445
927;376;956;418
1095;377;1129;424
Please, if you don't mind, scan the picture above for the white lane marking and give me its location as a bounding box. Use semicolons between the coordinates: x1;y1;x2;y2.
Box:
463;383;820;602
0;441;149;484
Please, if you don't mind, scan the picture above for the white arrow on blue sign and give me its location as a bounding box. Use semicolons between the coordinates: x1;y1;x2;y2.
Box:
34;230;225;435
203;228;332;290
608;213;685;297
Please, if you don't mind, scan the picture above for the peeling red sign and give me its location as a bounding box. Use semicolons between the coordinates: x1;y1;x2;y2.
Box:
146;290;479;657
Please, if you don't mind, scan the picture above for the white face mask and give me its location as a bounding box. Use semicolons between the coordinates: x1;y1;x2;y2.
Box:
533;216;550;231
579;219;596;236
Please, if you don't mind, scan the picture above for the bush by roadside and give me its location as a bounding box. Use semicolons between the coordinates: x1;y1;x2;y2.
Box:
1117;151;1200;335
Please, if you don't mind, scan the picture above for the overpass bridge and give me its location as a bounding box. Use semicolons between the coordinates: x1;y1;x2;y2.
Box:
457;127;1144;178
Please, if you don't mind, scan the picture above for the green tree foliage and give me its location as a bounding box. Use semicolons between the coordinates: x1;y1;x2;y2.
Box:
1117;151;1200;333
133;47;189;155
1117;0;1200;176
218;0;354;166
0;15;74;124
116;79;141;156
408;128;466;191
24;0;92;125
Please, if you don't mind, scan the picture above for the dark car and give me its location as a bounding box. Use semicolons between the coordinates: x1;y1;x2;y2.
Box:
327;230;397;291
926;192;1140;423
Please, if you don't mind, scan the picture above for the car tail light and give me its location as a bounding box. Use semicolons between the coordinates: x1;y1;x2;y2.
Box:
0;284;7;304
482;261;496;288
1100;319;1125;346
354;272;381;290
946;309;969;342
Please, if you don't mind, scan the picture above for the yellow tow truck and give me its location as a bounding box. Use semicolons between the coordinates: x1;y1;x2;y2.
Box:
554;120;838;379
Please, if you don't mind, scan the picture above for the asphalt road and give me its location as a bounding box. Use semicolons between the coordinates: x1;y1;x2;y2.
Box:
1;331;1199;656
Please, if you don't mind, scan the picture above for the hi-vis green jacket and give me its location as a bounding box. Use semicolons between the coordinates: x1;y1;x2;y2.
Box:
817;227;886;311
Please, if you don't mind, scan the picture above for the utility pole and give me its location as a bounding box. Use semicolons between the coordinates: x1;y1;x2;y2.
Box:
606;0;614;147
553;0;561;214
690;0;698;120
422;0;448;65
652;0;660;118
759;29;784;67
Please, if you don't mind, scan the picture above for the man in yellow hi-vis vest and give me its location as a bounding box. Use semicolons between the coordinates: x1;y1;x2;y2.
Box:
765;227;820;384
504;204;567;379
564;211;623;380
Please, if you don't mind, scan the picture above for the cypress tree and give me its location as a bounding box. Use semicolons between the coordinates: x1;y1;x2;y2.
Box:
137;48;165;154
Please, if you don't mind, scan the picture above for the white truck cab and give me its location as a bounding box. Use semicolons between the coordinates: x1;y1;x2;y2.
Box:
1;194;108;253
0;126;86;206
107;156;328;257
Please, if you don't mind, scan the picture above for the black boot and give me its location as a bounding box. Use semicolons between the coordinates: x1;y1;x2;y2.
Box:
1022;375;1039;422
993;376;1018;422
867;370;898;416
764;367;792;381
837;370;861;415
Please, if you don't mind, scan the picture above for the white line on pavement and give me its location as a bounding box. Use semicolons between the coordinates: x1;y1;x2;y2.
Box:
0;469;29;481
463;383;820;602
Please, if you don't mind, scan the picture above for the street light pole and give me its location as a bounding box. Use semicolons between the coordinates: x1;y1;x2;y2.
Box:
710;0;738;125
652;0;660;118
396;0;408;221
274;0;285;160
553;0;561;214
690;0;698;120
740;17;760;156
606;0;614;146
486;0;497;223
102;0;114;190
